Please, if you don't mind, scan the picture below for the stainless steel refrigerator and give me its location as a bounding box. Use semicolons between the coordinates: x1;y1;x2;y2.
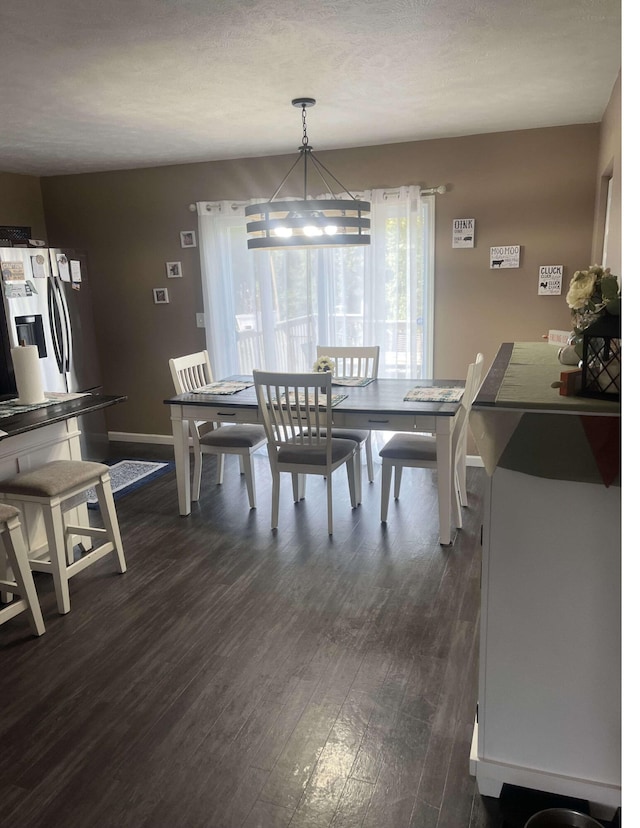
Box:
0;246;108;459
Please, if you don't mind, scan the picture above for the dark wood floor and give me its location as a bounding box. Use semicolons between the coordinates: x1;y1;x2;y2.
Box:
0;444;621;828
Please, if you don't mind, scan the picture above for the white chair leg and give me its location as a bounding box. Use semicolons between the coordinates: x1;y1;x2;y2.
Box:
365;433;374;483
326;473;333;535
238;456;244;476
381;460;392;522
346;456;357;509
292;473;301;503
215;454;225;486
456;452;468;507
394;465;403;499
354;444;363;505
452;474;463;529
95;474;127;574
242;454;257;509
192;449;203;501
0;545;12;603
65;531;76;565
3;518;45;636
42;503;71;615
271;471;280;530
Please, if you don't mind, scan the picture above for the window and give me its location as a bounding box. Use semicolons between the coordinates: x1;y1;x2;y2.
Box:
198;185;434;379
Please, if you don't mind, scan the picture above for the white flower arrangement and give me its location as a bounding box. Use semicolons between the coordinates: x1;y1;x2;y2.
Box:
565;264;620;359
312;355;335;373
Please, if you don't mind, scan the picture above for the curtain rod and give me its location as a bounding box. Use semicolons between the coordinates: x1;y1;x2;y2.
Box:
188;186;446;212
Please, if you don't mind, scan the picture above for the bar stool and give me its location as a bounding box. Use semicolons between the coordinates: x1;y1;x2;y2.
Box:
0;503;45;636
0;460;127;615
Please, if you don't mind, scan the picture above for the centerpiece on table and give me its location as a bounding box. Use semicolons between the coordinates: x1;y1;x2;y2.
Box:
312;355;335;373
561;264;621;398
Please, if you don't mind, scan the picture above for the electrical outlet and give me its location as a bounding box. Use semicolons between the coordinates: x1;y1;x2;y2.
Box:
196;313;205;328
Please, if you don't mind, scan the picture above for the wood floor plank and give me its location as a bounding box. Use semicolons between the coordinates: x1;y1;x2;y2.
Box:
4;446;600;828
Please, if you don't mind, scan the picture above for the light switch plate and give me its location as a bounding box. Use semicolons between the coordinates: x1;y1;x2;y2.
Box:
196;312;205;328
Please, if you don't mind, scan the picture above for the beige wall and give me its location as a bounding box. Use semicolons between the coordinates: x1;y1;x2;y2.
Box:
0;172;47;240
39;123;601;437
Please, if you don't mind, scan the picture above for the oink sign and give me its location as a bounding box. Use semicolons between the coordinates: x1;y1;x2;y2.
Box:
452;218;475;248
490;245;520;269
538;265;563;296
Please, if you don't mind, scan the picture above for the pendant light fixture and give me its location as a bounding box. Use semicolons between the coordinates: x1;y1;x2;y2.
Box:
245;98;371;250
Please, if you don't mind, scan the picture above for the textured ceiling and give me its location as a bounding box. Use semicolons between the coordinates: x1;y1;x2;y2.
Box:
0;0;621;177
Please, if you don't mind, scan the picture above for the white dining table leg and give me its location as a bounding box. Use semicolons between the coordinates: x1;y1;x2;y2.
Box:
435;420;453;545
170;405;191;516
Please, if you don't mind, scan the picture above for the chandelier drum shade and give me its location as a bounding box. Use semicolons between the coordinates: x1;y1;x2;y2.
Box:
245;98;370;250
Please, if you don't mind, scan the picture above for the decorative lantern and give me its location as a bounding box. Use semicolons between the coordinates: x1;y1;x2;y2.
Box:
579;312;621;400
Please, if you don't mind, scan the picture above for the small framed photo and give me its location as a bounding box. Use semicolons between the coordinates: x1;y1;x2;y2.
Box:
180;230;196;248
153;287;169;304
166;261;182;278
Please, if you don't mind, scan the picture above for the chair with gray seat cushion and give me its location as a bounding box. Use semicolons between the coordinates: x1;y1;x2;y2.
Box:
0;503;45;636
0;460;126;615
379;353;484;525
169;351;267;509
315;345;380;500
253;370;358;535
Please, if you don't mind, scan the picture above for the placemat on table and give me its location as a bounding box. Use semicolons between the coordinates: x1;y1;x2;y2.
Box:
279;392;347;409
403;386;464;403
195;380;254;395
0;395;83;419
331;377;374;387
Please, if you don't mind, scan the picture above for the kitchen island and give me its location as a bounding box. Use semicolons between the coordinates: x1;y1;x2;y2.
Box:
0;393;126;551
468;343;620;818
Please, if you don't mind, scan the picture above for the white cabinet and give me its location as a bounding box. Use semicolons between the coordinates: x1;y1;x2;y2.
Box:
468;343;621;818
470;467;621;813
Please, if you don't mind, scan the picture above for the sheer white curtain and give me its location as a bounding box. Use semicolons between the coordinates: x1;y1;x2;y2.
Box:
197;186;433;379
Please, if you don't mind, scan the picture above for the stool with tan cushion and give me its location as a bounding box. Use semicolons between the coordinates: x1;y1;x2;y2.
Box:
0;460;126;615
0;504;45;636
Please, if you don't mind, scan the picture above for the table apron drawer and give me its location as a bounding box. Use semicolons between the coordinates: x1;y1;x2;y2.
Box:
332;413;418;431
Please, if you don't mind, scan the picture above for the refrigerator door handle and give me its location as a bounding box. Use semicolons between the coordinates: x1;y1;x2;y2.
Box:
47;276;72;377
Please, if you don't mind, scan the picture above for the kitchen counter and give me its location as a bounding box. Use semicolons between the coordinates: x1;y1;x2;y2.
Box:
0;393;127;553
468;343;621;818
0;393;126;440
474;341;621;414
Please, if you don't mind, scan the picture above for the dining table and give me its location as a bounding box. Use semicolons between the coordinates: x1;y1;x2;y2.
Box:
164;375;465;545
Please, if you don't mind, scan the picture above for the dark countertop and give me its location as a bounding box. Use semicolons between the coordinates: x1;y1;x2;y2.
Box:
0;393;127;440
474;342;620;414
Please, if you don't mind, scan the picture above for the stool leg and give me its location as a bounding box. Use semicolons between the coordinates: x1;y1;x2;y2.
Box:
42;502;72;615
4;518;45;636
0;545;13;603
94;473;126;574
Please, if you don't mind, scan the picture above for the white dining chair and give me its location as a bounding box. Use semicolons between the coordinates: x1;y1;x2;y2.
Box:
169;351;267;509
253;370;358;535
379;352;484;526
455;352;484;507
315;345;380;497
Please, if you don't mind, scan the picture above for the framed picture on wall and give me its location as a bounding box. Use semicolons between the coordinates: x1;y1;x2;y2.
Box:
180;230;197;248
153;287;169;304
166;261;182;278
